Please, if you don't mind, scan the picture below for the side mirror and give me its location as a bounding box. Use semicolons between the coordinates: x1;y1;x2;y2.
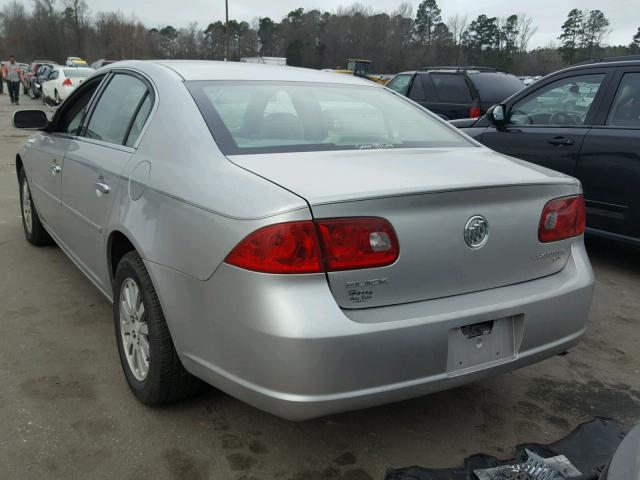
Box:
13;110;48;130
488;104;506;125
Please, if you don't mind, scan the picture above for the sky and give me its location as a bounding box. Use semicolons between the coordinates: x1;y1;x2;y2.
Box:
6;0;639;49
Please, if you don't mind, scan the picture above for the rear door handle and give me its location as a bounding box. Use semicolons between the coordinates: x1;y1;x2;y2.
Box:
548;136;575;146
95;181;111;195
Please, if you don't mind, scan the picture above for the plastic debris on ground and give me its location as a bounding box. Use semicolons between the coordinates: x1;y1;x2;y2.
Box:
385;417;625;480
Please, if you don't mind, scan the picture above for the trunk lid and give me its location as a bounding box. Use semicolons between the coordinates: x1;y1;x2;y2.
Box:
230;147;580;309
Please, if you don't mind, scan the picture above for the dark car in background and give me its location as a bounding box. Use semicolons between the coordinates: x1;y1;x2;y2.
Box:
452;56;640;246
27;60;58;99
386;66;525;120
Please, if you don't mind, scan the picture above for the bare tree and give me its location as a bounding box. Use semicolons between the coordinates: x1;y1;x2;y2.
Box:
516;13;537;53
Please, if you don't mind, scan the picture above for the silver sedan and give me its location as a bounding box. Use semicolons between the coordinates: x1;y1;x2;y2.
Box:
12;61;594;420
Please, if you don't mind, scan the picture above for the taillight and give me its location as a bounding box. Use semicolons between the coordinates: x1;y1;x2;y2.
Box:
62;78;72;86
225;217;399;274
224;221;323;274
538;195;585;243
316;217;399;271
469;105;482;118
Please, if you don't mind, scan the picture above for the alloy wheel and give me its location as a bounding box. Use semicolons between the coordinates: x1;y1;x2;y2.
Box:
119;278;150;381
22;179;33;235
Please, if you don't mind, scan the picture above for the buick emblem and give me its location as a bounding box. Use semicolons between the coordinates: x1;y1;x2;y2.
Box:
464;215;489;249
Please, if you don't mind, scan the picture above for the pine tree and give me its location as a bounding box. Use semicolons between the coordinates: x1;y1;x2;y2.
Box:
629;26;640;54
558;9;584;64
415;0;442;47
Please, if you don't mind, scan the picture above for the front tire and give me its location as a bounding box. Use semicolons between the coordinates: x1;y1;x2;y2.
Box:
114;251;201;406
18;168;52;246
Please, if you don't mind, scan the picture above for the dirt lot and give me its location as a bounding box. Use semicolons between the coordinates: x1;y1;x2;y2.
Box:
1;94;639;480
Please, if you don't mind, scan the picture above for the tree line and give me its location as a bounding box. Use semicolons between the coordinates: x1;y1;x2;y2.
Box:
1;0;639;75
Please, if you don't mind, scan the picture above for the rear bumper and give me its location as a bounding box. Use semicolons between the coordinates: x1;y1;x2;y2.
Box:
146;241;594;420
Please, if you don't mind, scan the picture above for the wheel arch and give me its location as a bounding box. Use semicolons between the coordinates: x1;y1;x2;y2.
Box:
107;228;146;293
15;154;23;179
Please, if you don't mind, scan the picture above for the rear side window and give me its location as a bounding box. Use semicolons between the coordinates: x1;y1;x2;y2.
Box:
83;74;149;145
470;73;525;103
430;74;472;102
607;73;640;128
125;94;153;147
386;74;412;95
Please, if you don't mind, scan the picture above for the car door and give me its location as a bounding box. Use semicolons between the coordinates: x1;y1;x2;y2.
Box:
23;79;102;232
576;68;640;240
480;69;611;177
43;69;57;99
36;66;50;93
60;71;154;288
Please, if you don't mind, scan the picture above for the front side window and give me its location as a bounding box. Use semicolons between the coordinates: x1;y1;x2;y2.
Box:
84;74;149;145
53;79;102;135
386;75;412;96
607;73;640;128
188;81;472;155
510;74;605;126
408;75;428;102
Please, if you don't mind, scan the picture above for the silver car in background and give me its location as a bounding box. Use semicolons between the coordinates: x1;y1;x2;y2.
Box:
13;61;594;420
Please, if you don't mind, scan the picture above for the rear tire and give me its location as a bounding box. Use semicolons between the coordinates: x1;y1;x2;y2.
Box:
18;168;53;246
54;90;60;105
114;251;201;406
28;84;35;99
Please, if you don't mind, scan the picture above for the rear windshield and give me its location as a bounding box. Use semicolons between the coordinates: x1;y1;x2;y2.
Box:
470;73;525;103
188;81;472;155
64;69;92;78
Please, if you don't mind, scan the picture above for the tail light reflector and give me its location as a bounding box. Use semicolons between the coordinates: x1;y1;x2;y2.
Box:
62;78;72;86
469;105;482;118
538;195;585;243
225;217;399;274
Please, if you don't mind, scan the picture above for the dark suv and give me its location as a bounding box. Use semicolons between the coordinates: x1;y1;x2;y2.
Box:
386;66;525;120
453;56;640;246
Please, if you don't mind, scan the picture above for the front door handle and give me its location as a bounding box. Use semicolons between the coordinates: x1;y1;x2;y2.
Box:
50;164;62;175
548;136;575;146
95;181;111;195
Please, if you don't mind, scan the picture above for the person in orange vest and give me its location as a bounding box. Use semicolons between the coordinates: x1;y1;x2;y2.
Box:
4;55;24;105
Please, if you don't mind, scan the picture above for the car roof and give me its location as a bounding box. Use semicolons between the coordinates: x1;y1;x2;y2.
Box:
560;56;640;72
105;60;379;86
393;68;513;76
